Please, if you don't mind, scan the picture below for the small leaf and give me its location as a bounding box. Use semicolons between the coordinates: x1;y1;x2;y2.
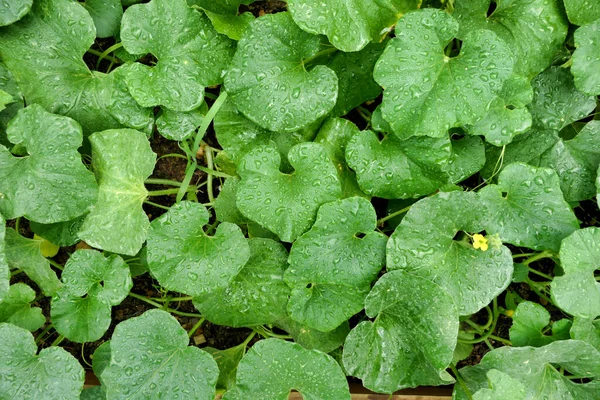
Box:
0;63;23;146
552;227;600;318
236;143;342;242
187;0;252;15
156;103;207;141
225;12;338;132
30;215;87;247
204;344;246;391
276;317;350;353
222;338;350;400
0;0;32;26
472;370;527;400
33;234;59;258
446;135;486;184
479;163;579;252
572;20;600;95
83;0;123;38
147;201;250;297
563;0;600;26
343;270;458;393
204;10;254;41
215;177;247;225
509;301;571;347
102;309;219;399
79;129;156;256
0;283;45;331
285;197;387;332
571;317;600;351
92;341;111;386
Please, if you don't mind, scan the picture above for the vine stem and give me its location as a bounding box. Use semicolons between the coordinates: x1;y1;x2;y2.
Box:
145;178;182;187
449;363;473;400
48;259;64;271
35;324;53;344
86;48;121;64
188;318;205;338
51;334;65;347
128;292;203;318
377;204;413;225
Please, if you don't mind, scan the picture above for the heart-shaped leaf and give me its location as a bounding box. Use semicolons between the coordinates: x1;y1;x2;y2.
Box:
387;191;513;315
0;283;45;332
563;0;600;26
225;12;338;132
102;309;219;399
509;301;571;347
193;238;290;327
0;322;84;399
0;105;98;223
343;270;458;393
236;143;342;242
375;9;513;139
222;338;350;400
572;20;600;95
79;129;156;256
147;201;250;297
285;197;387;332
479;163;579;252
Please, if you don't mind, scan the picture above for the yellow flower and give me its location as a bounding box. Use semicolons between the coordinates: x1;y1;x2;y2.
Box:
472;233;488;251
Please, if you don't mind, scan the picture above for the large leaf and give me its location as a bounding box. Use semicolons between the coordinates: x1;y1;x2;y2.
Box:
224;12;338;132
343;270;458;393
102;309;219;399
387;191;513;315
0;105;98;223
121;0;234;111
147;201;250;297
83;0;123;38
454;340;600;400
0;215;8;302
509;301;571;347
285;197;387;332
222;338;350;400
5;229;62;296
0;0;150;134
0;283;45;331
288;0;419;52
236;143;342;242
374;9;513;139
453;0;568;79
479;163;579;252
563;0;600;25
346;130;451;199
572;20;600;95
0;323;85;398
0;0;32;26
193;238;289;327
51;250;132;343
79;129;156;256
552;227;600;318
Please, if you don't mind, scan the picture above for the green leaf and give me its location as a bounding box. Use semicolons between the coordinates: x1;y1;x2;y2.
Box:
551;227;600;318
453;0;568;79
276;317;350;353
30;215;87;247
288;0;418;52
479;163;579;252
80;386;106;400
0;216;8;303
83;0;123;38
147;201;250;297
224;12;338;132
387;191;513;315
5;229;62;296
204;10;254;41
79;129;156;256
0;0;150;134
343;270;458;393
0;105;98;223
121;0;234;111
0;0;31;26
0;90;12;111
0;62;23;146
571;317;600;351
0;283;45;332
102;309;219;399
51;250;132;343
156;103;207;141
0;323;84;399
454;340;600;400
204;344;246;391
93;341;111;386
236;143;342;242
346;130;451;199
509;301;571;347
572;20;600;95
186;0;252;15
563;0;600;25
193;238;290;327
222;338;350;400
375;9;514;139
472;370;527;400
215;177;247;224
285;197;387;332
446;135;486;184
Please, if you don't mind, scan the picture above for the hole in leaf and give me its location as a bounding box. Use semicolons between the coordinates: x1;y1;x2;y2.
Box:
501;191;508;198
452;231;465;241
506;104;515;110
355;232;366;239
487;1;497;17
306;283;313;289
443;39;463;58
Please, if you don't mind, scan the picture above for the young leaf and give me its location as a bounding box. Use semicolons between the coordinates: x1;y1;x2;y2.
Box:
51;250;132;343
343;270;458;393
236;143;342;242
0;215;8;302
552;227;600;318
0;323;85;399
147;201;250;297
102;309;219;399
345;130;451;199
156;103;207;141
387;191;513;315
509;301;571;347
83;0;123;38
121;0;234;111
287;0;418;52
224;12;338;132
30;215;87;247
285;197;387;332
193;238;290;327
479;163;579;252
374;9;513;139
453;0;568;79
204;344;246;392
572;20;600;95
0;105;98;223
472;370;527;400
563;0;600;26
79;129;156;256
222;338;351;400
0;0;31;26
275;317;350;353
0;283;45;332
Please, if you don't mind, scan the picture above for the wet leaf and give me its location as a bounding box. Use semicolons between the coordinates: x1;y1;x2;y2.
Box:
204;344;246;391
0;215;8;302
472;370;527;400
571;317;600;351
30;215;87;247
215;177;247;224
186;0;252;15
572;20;600;95
204;10;254;41
0;0;31;26
509;301;571;347
156;102;207;141
83;0;123;38
0;63;23;146
276;317;350;353
563;0;600;26
0;283;45;331
446;135;486;184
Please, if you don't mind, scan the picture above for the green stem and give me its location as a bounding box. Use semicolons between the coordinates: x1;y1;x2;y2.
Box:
145;178;182;187
241;331;256;347
450;363;473;400
188;318;205;338
512;252;536;259
196;165;231;178
528;267;553;281
459;299;500;344
522;250;555;266
11;269;22;277
96;42;123;68
377;204;413;225
253;325;292;340
35;324;53;344
526;278;554;305
51;334;65;347
48;259;64;271
15;217;20;233
148;188;194;197
301;47;338;69
488;335;512;345
128;292;203;318
86;48;121;64
151;296;194;302
204;143;215;203
144;200;170;210
158;153;188;161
